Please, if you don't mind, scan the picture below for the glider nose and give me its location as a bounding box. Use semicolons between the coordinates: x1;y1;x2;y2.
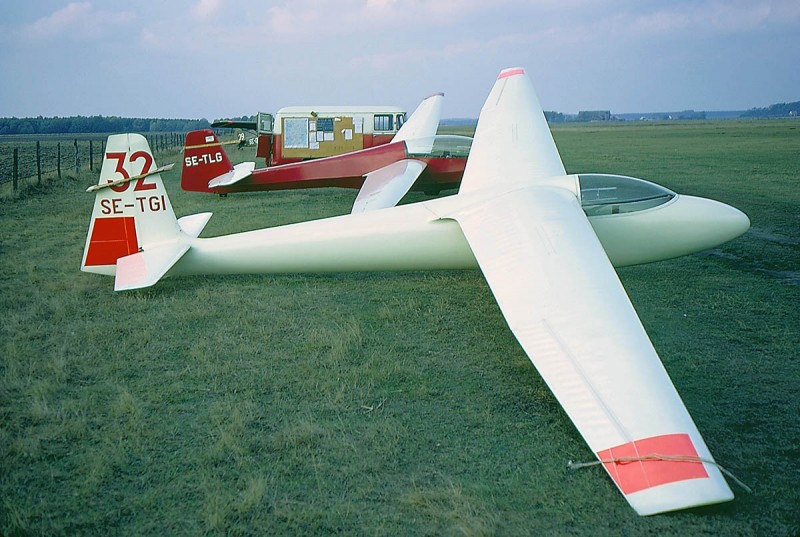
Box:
718;200;750;240
677;195;750;250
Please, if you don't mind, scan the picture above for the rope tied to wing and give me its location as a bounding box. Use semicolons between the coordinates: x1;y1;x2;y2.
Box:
567;454;752;493
183;140;239;150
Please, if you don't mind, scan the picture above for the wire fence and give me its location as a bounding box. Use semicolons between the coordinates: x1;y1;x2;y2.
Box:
0;133;186;193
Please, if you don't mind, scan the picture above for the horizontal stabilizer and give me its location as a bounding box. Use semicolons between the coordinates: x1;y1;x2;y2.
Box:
177;212;213;238
208;161;256;188
114;242;190;291
352;159;426;213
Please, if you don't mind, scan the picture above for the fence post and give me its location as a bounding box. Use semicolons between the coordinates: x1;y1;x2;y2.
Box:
74;139;79;174
89;140;94;172
57;143;62;180
36;141;42;187
13;148;18;192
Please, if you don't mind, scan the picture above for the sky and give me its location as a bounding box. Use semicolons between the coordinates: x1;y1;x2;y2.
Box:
0;0;798;120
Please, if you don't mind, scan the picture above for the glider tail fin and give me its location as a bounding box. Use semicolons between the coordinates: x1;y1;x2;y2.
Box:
180;129;235;193
81;133;209;291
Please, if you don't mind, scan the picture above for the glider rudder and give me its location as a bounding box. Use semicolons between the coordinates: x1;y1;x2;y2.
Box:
82;133;206;291
181;129;235;193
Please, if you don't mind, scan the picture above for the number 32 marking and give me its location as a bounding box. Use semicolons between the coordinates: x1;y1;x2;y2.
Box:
106;151;156;193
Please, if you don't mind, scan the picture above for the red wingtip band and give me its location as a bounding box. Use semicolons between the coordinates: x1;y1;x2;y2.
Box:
498;68;525;79
597;433;709;495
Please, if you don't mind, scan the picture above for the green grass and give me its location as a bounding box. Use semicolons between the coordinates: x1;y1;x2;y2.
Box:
1;121;799;535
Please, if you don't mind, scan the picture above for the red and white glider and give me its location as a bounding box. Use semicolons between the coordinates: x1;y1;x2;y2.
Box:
81;68;749;515
181;93;470;212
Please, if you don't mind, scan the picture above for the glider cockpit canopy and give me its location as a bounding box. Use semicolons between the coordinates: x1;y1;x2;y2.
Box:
405;135;473;159
579;174;676;216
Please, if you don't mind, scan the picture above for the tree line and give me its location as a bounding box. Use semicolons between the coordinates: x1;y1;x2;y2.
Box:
0;115;212;135
740;101;800;118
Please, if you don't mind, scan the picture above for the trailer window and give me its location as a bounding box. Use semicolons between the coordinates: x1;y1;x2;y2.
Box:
396;114;405;129
374;114;393;132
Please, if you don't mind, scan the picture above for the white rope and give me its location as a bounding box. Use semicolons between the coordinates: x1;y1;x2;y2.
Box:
184;140;238;150
85;163;175;192
567;454;752;493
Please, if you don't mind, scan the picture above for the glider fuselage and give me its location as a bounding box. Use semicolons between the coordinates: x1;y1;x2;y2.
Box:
169;183;749;278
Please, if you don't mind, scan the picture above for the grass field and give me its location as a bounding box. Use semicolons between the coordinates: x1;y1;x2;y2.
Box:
1;121;798;535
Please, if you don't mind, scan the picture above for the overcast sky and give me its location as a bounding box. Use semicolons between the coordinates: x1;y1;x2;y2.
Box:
1;1;798;120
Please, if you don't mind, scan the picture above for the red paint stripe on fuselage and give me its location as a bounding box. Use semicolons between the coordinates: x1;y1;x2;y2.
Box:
597;433;709;495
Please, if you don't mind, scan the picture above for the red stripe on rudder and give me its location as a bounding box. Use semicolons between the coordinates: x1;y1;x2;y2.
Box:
84;217;139;266
597;434;709;495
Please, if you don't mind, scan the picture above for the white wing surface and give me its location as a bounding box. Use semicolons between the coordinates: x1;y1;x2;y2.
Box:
349;93;441;213
177;212;213;239
459;68;566;194
208;161;255;188
115;243;190;291
446;187;733;514
441;67;734;515
351;159;427;213
392;92;444;143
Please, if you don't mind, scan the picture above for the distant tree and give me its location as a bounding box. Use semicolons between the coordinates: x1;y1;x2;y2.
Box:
740;101;800;118
544;111;565;123
17;121;35;134
677;110;706;120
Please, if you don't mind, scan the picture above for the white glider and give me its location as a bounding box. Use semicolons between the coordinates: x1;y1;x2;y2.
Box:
81;68;749;515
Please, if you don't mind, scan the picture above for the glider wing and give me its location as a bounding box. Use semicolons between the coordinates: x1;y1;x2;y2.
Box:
210;120;258;130
349;92;442;212
446;187;733;515
442;67;734;514
392;92;443;144
351;159;427;213
458;68;566;194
